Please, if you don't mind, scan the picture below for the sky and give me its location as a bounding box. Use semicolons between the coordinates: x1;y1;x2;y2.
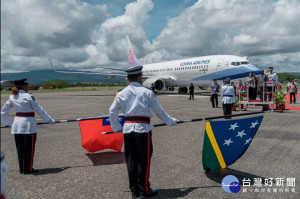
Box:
1;0;300;73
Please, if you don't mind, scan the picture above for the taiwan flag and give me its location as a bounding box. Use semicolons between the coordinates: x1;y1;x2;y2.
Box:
202;116;264;170
78;115;124;153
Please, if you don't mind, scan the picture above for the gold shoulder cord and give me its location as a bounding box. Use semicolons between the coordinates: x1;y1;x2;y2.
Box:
114;91;119;106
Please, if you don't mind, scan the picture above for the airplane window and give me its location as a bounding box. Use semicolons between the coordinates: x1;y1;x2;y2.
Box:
231;62;236;66
241;62;249;65
236;62;241;66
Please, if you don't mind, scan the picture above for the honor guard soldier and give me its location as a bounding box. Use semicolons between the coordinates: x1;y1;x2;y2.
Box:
109;65;178;198
265;66;278;100
1;78;55;174
221;78;235;119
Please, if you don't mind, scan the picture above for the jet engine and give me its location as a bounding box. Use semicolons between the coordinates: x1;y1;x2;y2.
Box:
143;78;166;91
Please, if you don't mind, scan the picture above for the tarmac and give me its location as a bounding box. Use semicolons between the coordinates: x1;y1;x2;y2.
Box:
1;90;299;199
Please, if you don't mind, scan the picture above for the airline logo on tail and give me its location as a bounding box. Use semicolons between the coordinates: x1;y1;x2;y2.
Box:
126;35;143;68
128;48;135;65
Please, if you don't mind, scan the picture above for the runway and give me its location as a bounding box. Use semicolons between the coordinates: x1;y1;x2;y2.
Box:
1;90;299;198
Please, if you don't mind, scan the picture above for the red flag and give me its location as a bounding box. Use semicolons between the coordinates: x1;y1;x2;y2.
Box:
78;116;124;153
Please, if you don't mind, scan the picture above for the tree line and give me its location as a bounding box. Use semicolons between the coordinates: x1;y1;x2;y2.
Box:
42;80;127;89
277;73;300;82
40;73;300;89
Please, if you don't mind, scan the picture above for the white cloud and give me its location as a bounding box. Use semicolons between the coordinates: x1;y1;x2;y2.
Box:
146;0;300;72
1;0;108;71
233;34;259;46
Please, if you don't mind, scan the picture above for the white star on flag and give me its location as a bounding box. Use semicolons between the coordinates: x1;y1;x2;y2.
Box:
224;138;233;146
244;138;252;145
250;120;259;128
236;130;246;138
229;122;239;131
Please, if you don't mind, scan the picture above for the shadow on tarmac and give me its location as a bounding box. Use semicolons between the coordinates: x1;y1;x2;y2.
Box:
86;152;126;166
33;167;71;175
30;152;125;175
205;168;271;185
155;186;218;198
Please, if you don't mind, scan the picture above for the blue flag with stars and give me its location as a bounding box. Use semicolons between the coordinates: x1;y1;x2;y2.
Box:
202;115;264;170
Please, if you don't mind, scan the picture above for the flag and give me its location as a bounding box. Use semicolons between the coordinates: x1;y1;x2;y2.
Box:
202;116;264;170
78;115;124;153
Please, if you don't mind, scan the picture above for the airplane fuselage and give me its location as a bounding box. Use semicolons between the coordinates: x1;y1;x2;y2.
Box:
142;55;260;90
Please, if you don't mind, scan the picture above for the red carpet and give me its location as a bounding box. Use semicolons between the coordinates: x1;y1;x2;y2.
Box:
285;93;299;110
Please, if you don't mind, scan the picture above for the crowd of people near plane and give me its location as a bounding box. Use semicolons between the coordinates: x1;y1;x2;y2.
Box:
209;67;298;116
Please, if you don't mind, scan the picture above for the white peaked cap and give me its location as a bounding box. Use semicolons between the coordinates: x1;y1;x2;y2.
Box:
125;65;143;75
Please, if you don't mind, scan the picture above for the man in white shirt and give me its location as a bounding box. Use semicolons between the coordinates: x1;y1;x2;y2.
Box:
109;65;177;198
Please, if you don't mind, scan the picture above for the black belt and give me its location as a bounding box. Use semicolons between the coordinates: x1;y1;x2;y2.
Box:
223;95;233;97
125;116;150;124
16;112;35;117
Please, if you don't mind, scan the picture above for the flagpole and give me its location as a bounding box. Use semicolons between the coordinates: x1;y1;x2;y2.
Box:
0;111;263;129
0;119;79;128
101;111;264;134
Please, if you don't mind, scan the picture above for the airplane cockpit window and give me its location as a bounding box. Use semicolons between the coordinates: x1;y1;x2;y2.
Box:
241;61;249;65
231;61;249;66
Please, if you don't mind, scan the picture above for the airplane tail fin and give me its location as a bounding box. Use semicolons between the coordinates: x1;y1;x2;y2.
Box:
126;35;143;68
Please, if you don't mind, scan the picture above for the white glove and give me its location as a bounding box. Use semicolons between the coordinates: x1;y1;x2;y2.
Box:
170;118;178;126
49;118;55;124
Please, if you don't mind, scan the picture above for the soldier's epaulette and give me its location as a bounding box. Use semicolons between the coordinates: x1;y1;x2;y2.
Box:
29;93;36;101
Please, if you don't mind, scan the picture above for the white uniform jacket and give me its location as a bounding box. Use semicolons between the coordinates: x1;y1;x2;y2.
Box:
221;84;235;104
1;90;52;134
266;72;278;86
109;82;177;133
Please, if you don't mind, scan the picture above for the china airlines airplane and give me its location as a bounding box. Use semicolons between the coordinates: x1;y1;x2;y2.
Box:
50;36;261;93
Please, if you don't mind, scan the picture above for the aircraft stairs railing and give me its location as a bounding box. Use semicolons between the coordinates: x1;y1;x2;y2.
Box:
238;81;275;112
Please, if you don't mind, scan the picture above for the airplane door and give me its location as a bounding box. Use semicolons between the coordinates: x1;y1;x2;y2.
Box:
216;59;223;74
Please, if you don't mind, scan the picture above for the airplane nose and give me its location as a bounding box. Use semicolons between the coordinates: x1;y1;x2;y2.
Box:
245;64;260;75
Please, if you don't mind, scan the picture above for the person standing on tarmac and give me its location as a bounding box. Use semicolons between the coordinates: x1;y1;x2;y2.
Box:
1;78;55;174
221;78;235;119
210;79;220;108
289;80;297;104
109;65;178;198
189;83;194;100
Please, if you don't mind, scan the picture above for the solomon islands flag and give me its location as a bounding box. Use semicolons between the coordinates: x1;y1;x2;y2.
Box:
202;116;264;170
78;115;125;153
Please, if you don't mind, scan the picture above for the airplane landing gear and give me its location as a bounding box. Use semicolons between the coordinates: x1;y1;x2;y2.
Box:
178;86;188;93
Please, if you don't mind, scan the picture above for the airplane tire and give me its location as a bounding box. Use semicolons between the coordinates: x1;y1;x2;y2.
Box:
183;87;188;93
178;87;182;93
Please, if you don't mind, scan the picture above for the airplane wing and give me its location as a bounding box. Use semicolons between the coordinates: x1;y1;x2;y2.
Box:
49;59;128;78
1;80;15;86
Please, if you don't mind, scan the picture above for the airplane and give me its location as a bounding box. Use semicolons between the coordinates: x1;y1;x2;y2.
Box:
50;36;261;93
